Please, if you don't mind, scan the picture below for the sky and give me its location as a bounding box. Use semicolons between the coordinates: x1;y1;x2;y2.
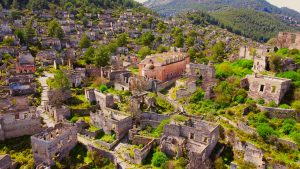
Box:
135;0;300;13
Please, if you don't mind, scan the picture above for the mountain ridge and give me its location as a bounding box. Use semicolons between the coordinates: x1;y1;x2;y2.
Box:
144;0;300;23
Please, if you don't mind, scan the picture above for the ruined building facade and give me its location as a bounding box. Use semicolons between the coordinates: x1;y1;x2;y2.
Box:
31;123;77;166
243;74;291;104
0;97;43;141
277;32;300;50
160;119;220;169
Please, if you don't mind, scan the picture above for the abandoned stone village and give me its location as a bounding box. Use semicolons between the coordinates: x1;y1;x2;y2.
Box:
0;4;299;169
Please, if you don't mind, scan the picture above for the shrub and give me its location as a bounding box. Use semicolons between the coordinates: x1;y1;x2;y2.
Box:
257;123;276;139
99;84;108;93
291;101;300;110
257;98;265;105
268;101;277;107
279;104;291;109
290;131;300;144
151;151;168;167
214;157;227;169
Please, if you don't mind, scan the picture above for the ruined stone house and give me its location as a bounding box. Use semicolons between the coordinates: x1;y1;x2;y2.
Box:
234;140;265;168
160;118;220;169
85;89;114;109
45;105;71;123
31;123;77;166
0;97;43;141
90;108;132;140
114;72;154;92
169;77;197;100
243;74;291;104
277;32;300;50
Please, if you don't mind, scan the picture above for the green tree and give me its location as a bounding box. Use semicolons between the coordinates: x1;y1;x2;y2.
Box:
157;21;166;33
174;33;184;48
48;20;64;40
14;29;25;45
79;34;91;49
269;54;282;73
28;0;48;10
24;18;36;43
139;31;155;46
48;70;70;89
211;41;226;62
138;46;151;59
116;33;128;47
151;152;168;167
83;47;95;64
186;36;195;47
94;46;110;67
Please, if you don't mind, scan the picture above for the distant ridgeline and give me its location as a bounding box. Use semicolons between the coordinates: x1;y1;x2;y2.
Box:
0;0;144;11
145;0;300;42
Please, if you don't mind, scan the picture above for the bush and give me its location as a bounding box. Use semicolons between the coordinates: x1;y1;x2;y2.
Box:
291;101;300;110
258;98;265;105
99;84;108;93
257;123;276;139
214;157;227;169
151;151;168;167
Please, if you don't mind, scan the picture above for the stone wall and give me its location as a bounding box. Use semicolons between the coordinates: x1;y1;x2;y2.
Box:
277;32;300;50
46;105;70;122
140;113;169;129
0;108;44;140
256;105;299;120
94;90;114;109
124;136;155;164
31;123;77;166
90;108;133;140
246;74;291;104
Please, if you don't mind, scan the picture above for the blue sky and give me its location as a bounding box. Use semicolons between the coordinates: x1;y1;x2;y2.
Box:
135;0;300;13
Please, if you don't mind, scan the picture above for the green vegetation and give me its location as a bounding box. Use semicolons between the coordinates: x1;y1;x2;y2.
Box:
139;119;170;138
47;69;70;90
66;93;91;109
79;34;91;49
215;59;253;79
210;8;298;41
0;136;34;168
151;151;168;167
48;19;64;40
98;84;108;93
155;96;174;114
99;133;116;143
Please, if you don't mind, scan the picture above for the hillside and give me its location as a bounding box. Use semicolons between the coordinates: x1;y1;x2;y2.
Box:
210;8;297;41
144;0;300;41
144;0;300;23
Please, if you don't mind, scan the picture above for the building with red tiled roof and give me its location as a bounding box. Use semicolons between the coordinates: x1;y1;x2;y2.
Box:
139;51;189;82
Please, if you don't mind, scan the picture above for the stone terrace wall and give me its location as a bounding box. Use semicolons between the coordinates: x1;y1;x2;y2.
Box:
140;113;169;129
3;119;43;139
257;105;299;120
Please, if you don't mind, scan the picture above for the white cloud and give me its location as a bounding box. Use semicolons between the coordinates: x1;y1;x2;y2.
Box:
265;0;300;12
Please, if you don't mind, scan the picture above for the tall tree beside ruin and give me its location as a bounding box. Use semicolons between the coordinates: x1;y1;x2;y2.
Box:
79;34;91;49
48;70;70;90
48;20;64;40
